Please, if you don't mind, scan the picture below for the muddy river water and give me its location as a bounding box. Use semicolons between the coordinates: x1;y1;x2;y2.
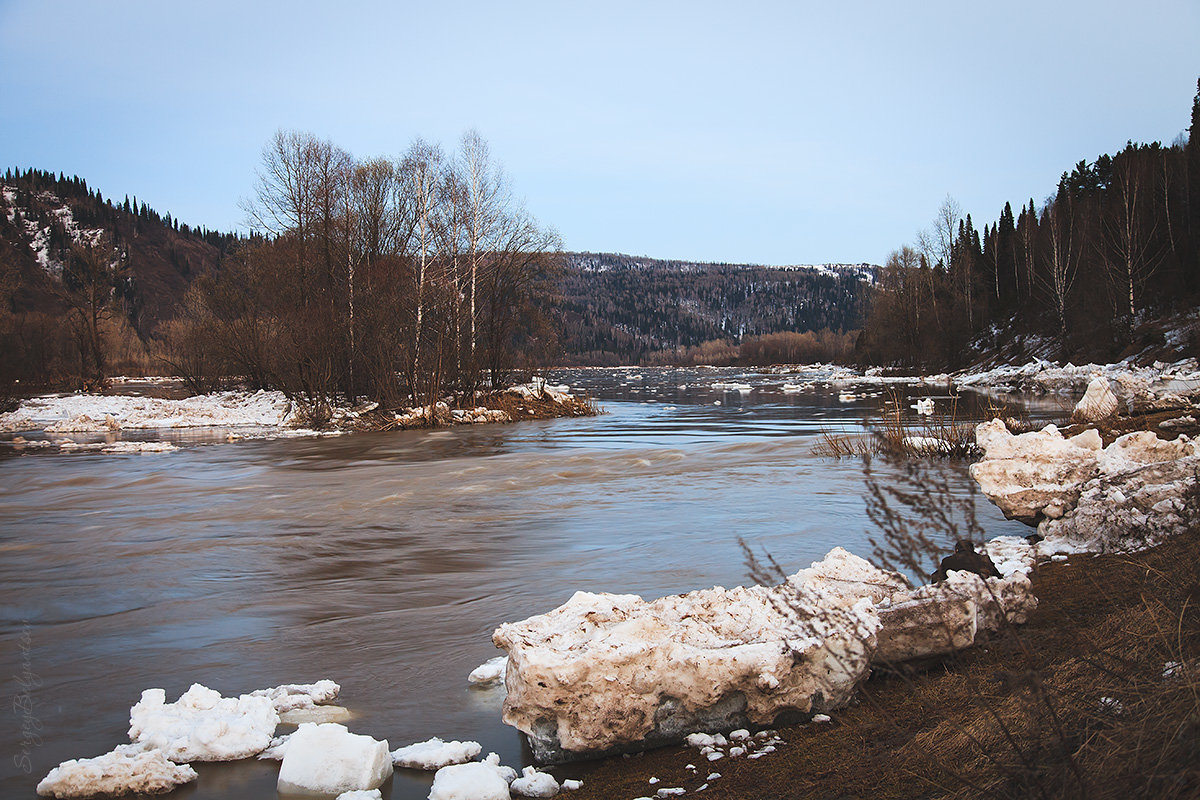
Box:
0;367;1056;799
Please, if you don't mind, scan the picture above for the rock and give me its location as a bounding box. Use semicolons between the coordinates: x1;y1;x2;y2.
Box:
931;540;1001;582
391;737;482;770
493;548;895;763
1072;376;1119;422
36;744;197;798
429;761;512;800
969;419;1103;524
276;723;392;796
128;684;279;762
510;765;560;797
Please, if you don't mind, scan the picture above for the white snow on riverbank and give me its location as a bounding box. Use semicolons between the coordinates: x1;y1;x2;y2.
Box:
954;357;1200;398
1;390;300;433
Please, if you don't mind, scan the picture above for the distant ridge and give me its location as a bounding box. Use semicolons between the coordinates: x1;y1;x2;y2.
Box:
558;252;875;364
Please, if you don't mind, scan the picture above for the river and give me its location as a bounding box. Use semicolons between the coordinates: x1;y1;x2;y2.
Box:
0;367;1049;799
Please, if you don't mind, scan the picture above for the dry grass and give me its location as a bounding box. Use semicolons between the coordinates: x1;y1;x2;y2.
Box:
814;391;981;459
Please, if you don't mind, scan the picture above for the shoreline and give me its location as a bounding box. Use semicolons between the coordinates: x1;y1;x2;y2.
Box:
557;528;1200;799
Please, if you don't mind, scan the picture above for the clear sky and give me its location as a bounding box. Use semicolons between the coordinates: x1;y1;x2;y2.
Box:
1;1;1196;265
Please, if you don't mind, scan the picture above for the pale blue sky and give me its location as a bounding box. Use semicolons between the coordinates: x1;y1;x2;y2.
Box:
1;0;1196;265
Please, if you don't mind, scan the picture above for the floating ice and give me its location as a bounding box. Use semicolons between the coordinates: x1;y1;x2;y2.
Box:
36;744;197;798
468;655;509;685
276;723;392;796
249;679;340;712
336;791;383;800
391;737;482;770
128;684;279;762
428;761;512;800
510;765;560;797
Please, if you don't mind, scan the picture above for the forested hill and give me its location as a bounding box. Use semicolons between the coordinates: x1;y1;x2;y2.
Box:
1;168;239;334
558;252;875;364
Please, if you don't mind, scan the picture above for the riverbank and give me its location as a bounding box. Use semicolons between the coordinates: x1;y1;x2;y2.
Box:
561;528;1200;799
0;379;598;452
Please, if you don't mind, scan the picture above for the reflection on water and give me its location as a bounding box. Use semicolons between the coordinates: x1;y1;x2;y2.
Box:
0;367;1046;798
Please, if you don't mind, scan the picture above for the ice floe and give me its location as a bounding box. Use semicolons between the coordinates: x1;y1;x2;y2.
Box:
128;684;279;762
428;761;512;800
276;723;392;796
510;765;560;797
468;655;509;685
391;736;482;770
971;419;1200;555
36;744;198;798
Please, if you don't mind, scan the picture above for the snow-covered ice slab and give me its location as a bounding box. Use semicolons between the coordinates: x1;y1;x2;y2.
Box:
391;737;482;770
970;419;1106;523
36;744;197;798
128;684;279;762
493;548;893;763
972;420;1200;555
276;723;392;796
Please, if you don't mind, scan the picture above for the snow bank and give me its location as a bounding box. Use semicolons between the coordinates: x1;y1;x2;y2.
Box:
276;723;392;796
955;357;1200;400
429;761;512;800
1;390;299;433
493;548;894;762
391;737;482;770
36;744;197;798
128;684;279;762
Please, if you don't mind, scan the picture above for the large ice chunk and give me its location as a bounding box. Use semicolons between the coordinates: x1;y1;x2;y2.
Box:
276;723;392;795
970;419;1104;523
493;548;893;762
128;684;279;762
391;737;482;770
1071;376;1119;422
36;744;197;798
429;761;512;800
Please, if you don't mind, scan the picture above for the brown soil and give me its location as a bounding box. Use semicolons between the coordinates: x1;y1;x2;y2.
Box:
474;391;599;422
556;531;1200;800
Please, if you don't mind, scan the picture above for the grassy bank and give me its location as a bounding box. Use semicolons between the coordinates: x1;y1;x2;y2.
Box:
562;530;1200;799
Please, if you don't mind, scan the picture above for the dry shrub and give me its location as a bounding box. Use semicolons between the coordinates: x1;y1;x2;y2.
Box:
814;391;979;459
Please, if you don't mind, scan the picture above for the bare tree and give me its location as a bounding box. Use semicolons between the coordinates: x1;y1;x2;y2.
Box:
61;234;128;389
1038;199;1078;353
1102;153;1165;331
